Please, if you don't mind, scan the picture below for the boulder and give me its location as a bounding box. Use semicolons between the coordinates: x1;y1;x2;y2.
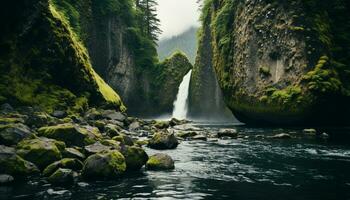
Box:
26;112;54;127
84;142;111;155
121;146;148;171
100;140;121;151
38;123;101;147
16;138;63;169
148;132;179;150
52;111;67;119
63;148;85;160
43;158;83;177
0;145;39;176
0;123;34;145
82;150;126;180
48;168;75;186
192;135;207;141
101;110;126;122
0;117;25;125
0;104;14;112
129;121;141;131
154;121;170;129
146;153;175;171
104;124;120;137
84;108;103;120
0;174;14;185
269;133;292;139
112;134;134;146
217;129;238;138
176;131;198;139
303;128;317;135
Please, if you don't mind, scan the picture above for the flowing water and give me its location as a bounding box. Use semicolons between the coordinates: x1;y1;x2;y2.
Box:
2;123;350;200
172;70;192;120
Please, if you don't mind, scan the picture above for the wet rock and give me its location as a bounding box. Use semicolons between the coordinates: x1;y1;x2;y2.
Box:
43;158;83;177
148;132;179;150
269;133;292;139
129;121;141;131
135;139;148;147
105;124;120;137
38;123;101;147
52;111;66;119
154;121;170;129
100;140;121;151
17;138;63;169
169;118;181;126
26;112;54;127
84;142;111;155
82;150;126;180
0;145;39;176
84;108;103;120
48;168;75;186
0;117;25;125
0;123;34;145
112;134;134;146
0;174;14;185
0;104;14;112
173;124;201;131
192;135;207;141
176;131;198;139
138;130;149;137
101;110;126;122
146;153;175;171
92;120;106;131
63;148;85;160
303;128;317;135
217;129;238;138
121;146;148;171
320;132;330;139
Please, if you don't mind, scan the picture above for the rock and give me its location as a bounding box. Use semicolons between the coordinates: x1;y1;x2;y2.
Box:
146;153;175;171
38;123;101;147
154;121;170;129
121;146;148;171
100;140;121;151
84;108;103;120
101;110;126;122
148;132;179;150
26;112;54;127
173;124;201;131
320;132;330;139
269;133;292;139
82;150;126;180
129;121;141;131
135;139;148;147
112;134;134;146
17;138;63;169
52;111;66;119
0;174;14;185
176;131;198;139
84;142;111;155
0;104;14;112
0;123;34;145
169;118;181;126
43;158;83;177
0;117;25;125
93;120;106;131
63;148;85;160
48;168;75;186
105;124;120;137
192;135;207;141
0;145;39;176
109;120;124;128
217;129;238;138
303;128;317;135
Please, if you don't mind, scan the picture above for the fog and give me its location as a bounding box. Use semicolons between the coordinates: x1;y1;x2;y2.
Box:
156;0;200;40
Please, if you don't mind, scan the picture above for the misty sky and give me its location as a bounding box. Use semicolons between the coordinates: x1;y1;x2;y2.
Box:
156;0;200;40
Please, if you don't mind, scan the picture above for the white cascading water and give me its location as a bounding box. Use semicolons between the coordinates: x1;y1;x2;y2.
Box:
172;70;192;119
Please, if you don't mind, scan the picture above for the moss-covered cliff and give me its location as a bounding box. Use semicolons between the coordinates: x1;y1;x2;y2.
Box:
0;0;125;114
199;0;350;125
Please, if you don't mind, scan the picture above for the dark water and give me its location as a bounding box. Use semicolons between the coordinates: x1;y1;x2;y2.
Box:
2;123;350;200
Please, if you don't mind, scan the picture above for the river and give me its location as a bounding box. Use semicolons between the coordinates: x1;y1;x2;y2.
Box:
1;123;350;200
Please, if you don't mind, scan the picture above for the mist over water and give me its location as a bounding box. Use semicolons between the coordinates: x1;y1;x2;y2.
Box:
172;70;192;119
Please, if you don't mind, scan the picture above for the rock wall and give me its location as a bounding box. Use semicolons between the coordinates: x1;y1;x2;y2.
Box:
199;0;350;125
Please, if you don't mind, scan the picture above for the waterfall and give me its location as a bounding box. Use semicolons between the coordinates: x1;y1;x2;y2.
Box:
172;70;192;119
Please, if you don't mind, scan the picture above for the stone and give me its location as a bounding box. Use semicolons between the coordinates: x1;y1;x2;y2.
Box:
217;129;238;138
270;133;292;139
0;117;25;125
0;174;14;185
82;150;126;180
38;123;101;147
48;168;75;186
101;110;126;122
84;108;103;120
129;121;141;131
303;128;317;135
192;135;207;141
148;132;179;150
121;146;148;171
25;112;54;127
173;124;201;131
52;111;66;119
146;153;175;171
154;121;170;129
176;131;198;139
105;124;120;137
63;148;85;160
43;158;83;177
0;104;14;112
112;134;134;146
0;145;39;176
320;132;330;139
0;123;34;145
16;138;63;169
100;140;121;151
84;142;111;155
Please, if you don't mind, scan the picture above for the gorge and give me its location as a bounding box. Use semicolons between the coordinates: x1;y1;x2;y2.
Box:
0;0;350;199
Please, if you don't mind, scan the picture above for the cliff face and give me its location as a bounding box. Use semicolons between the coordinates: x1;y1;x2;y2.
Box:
189;14;234;121
199;0;350;125
0;0;125;113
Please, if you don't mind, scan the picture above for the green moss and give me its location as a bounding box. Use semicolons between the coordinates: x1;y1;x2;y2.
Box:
259;66;271;76
289;26;305;32
43;158;83;177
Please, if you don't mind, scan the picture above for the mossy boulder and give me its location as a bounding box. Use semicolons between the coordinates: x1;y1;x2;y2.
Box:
0;117;25;125
0;145;39;177
16;137;64;170
146;153;175;171
154;121;170;129
82;150;126;180
148;132;179;150
0;123;34;145
121;146;148;171
112;134;134;146
38;123;101;147
43;158;83;177
62;147;85;160
84;142;111;156
48;168;75;186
